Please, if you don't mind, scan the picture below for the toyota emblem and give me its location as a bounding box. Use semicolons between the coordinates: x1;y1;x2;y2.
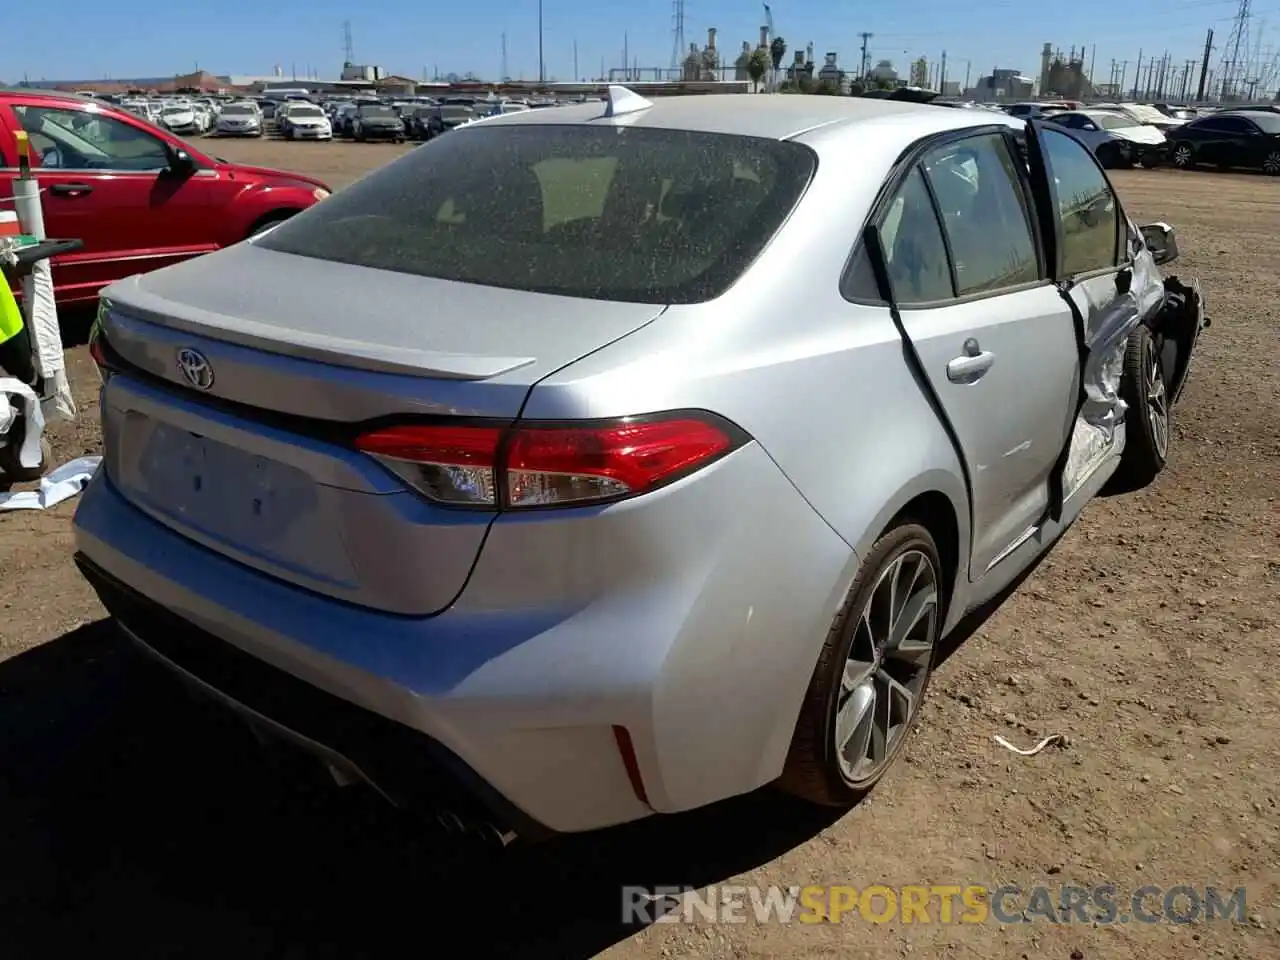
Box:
176;347;215;390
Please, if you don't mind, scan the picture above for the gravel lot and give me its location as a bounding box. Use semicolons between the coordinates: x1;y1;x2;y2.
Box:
0;138;1277;960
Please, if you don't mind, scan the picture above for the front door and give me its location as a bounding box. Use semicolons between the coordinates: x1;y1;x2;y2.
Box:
1028;123;1137;510
3;101;221;303
876;130;1082;577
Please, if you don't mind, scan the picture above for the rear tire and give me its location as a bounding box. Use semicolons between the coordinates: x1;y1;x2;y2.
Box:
1111;324;1170;492
778;523;943;807
1171;142;1194;169
1263;149;1280;176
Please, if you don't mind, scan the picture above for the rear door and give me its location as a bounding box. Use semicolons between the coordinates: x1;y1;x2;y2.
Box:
4;100;222;302
864;130;1081;577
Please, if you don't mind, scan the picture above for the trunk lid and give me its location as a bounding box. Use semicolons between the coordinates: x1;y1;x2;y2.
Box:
98;244;666;615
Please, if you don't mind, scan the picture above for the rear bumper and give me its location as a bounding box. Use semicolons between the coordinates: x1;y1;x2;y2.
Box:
77;553;534;845
72;443;855;835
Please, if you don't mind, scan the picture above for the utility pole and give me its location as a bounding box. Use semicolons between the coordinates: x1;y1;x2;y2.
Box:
963;60;971;92
537;0;545;83
940;50;947;91
501;32;508;79
1197;28;1214;101
859;32;873;78
1132;49;1142;98
1220;0;1251;99
623;32;629;81
574;39;579;81
1118;60;1128;95
1089;43;1096;82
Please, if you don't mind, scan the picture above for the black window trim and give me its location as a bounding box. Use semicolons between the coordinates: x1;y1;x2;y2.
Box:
1034;124;1130;282
840;123;1052;310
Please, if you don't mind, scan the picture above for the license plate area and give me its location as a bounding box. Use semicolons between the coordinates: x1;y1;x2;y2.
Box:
116;412;354;584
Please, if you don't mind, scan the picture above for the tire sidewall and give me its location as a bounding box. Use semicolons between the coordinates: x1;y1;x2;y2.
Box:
817;523;943;798
1115;324;1170;489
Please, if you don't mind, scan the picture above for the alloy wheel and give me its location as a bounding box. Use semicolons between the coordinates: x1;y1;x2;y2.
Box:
1173;144;1192;168
834;548;939;787
1147;354;1170;460
1264;151;1280;176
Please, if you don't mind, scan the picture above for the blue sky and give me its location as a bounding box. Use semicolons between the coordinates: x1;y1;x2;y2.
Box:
8;0;1277;89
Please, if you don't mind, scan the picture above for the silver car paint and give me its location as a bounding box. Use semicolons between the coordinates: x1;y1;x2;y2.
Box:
77;95;1167;832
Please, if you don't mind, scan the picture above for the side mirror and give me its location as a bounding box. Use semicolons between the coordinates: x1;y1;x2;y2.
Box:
168;147;195;174
1140;222;1178;265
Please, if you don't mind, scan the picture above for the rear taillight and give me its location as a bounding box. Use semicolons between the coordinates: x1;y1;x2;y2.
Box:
88;305;120;382
354;413;746;509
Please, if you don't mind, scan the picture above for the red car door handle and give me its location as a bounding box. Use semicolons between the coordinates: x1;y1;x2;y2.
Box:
50;183;94;196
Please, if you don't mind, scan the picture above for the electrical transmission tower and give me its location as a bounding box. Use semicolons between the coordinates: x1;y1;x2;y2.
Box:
343;20;354;64
859;31;873;78
670;0;686;71
1218;0;1252;99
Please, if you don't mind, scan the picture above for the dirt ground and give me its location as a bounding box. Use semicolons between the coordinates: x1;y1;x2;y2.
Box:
0;138;1277;960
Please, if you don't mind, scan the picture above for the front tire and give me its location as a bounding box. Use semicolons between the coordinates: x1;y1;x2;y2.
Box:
778;523;943;807
1263;149;1280;176
1171;142;1194;169
1111;324;1170;492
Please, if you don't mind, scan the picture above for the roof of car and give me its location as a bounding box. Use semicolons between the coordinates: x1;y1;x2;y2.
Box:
471;92;1017;142
0;89;99;105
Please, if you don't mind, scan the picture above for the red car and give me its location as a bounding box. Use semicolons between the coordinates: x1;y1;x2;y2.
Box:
0;90;331;306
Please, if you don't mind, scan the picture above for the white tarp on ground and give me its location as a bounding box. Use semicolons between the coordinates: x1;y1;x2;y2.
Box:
22;257;76;423
0;455;100;511
0;376;46;469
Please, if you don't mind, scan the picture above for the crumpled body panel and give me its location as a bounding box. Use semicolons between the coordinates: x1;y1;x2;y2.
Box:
1061;232;1166;497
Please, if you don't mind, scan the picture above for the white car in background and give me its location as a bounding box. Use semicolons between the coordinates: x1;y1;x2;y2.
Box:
1046;109;1168;168
160;103;201;135
215;102;263;137
281;104;333;140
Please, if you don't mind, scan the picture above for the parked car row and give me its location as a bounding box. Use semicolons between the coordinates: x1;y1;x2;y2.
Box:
980;99;1280;175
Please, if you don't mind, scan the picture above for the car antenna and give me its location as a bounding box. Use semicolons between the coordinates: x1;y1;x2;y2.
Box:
603;84;653;119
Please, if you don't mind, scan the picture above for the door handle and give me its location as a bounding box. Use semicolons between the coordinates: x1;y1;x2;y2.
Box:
50;183;93;196
946;349;995;383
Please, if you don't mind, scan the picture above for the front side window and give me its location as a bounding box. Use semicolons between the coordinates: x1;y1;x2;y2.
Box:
256;125;816;304
923;133;1040;296
12;105;170;171
1039;128;1119;276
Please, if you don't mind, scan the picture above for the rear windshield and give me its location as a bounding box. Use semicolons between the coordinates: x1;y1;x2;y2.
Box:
255;125;817;304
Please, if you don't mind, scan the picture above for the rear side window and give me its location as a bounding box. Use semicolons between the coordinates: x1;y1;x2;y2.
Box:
878;167;953;304
923;133;1039;296
256;125;817;304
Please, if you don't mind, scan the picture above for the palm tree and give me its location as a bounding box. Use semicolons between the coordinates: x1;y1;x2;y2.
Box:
769;37;787;90
748;48;770;92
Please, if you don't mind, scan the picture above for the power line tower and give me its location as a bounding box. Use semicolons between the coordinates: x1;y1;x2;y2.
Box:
858;31;873;78
670;0;686;71
342;20;354;64
1218;0;1251;99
